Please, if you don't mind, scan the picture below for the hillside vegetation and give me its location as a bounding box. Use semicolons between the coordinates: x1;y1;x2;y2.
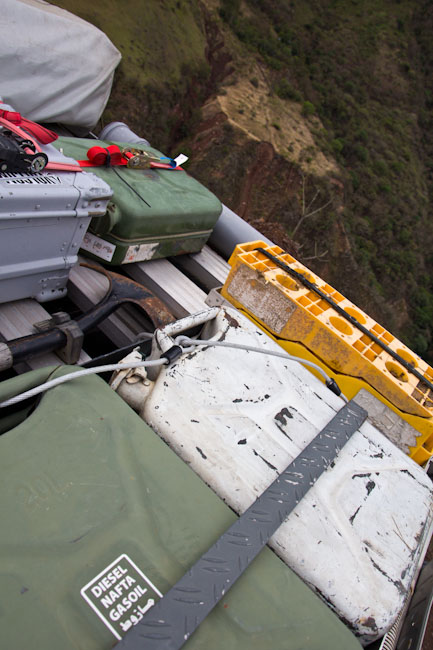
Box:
52;0;433;361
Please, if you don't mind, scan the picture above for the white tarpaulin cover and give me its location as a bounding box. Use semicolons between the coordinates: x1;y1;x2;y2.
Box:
1;0;121;130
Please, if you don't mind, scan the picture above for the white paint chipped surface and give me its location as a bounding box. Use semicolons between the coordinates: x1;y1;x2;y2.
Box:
140;307;433;643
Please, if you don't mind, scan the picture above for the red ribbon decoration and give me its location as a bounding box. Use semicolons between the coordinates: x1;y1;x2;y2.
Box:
0;110;58;144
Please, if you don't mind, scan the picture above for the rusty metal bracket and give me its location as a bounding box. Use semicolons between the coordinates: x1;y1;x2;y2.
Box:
78;262;174;331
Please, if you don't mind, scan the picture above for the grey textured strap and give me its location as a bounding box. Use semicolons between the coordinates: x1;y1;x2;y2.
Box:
117;399;367;649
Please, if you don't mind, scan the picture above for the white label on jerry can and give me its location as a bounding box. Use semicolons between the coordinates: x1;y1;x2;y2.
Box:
81;232;116;262
124;242;158;263
81;554;163;640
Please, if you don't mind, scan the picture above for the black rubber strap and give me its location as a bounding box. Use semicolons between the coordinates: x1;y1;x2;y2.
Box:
117;399;367;649
104;147;112;167
255;247;433;394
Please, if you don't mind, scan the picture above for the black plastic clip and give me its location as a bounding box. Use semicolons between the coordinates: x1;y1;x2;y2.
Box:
163;345;183;364
326;377;342;396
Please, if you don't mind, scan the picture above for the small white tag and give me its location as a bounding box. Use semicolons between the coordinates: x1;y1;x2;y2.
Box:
81;232;115;262
174;153;188;166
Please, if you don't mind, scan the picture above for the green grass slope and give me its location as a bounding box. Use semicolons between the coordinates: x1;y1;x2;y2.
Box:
52;0;211;148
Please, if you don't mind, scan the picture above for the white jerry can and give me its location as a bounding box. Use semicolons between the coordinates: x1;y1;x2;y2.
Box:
114;307;433;644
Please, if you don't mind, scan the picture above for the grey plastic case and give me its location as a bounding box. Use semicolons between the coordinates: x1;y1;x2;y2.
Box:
0;169;112;303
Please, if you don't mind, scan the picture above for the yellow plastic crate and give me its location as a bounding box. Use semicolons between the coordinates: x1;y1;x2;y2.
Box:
221;241;433;463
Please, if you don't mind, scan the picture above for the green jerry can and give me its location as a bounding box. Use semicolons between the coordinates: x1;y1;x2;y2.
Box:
53;137;223;265
0;366;362;649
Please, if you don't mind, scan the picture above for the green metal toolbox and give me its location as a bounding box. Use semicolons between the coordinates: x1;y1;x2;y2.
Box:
54;137;222;265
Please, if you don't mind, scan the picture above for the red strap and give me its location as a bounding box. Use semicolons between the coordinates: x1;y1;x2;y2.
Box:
0;110;21;123
78;146;184;170
87;145;124;165
78;145;128;167
0;110;58;144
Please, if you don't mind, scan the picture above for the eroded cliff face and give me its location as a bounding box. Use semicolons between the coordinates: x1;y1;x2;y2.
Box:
164;10;335;248
174;11;388;324
165;2;430;345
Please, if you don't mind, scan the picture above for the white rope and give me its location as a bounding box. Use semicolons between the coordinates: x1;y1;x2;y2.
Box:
175;335;347;402
175;335;330;380
0;359;167;409
0;334;346;409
